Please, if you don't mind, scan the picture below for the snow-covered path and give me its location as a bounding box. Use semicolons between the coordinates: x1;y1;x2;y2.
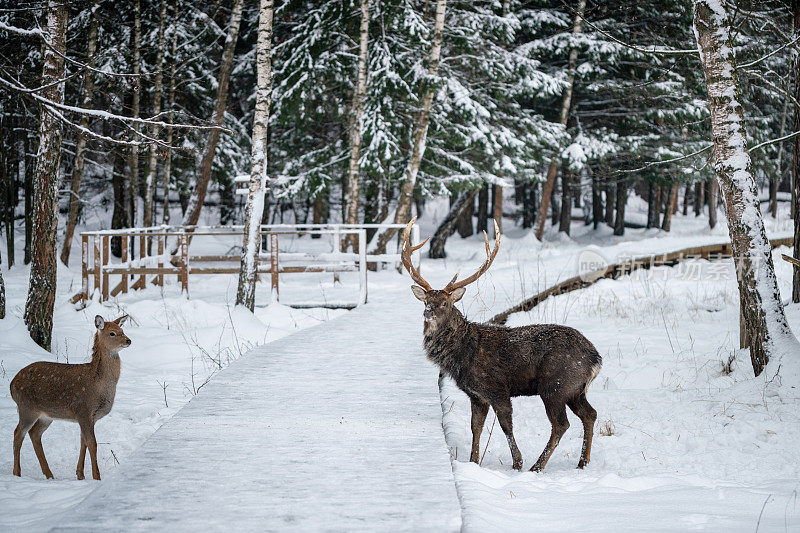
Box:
48;300;461;531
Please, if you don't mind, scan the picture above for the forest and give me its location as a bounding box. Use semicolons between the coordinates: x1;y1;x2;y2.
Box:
1;0;800;530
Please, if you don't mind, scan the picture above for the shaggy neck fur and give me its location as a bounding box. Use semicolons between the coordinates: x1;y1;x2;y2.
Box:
422;308;476;382
91;334;121;380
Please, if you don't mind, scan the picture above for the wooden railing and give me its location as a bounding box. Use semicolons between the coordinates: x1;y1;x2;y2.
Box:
74;223;420;308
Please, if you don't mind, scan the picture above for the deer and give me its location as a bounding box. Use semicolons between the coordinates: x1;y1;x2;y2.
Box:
401;218;602;472
10;314;131;480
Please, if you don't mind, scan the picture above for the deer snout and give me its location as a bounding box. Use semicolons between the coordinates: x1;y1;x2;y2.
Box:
423;308;434;320
124;337;132;346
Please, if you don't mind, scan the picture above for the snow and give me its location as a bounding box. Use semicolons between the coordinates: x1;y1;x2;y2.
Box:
1;195;799;530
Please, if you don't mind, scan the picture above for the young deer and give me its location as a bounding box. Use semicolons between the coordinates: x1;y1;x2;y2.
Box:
402;219;601;472
10;315;131;480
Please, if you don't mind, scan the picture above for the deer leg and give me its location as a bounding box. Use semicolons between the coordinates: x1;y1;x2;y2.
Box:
78;419;101;480
493;400;523;471
28;418;54;479
469;398;489;464
13;410;39;477
76;436;87;480
531;398;569;472
567;393;597;469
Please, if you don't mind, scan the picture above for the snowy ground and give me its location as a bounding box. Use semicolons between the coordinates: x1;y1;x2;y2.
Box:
0;194;798;530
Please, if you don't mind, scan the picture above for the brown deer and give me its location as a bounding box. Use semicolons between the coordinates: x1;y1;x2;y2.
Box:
402;218;601;472
10;315;131;480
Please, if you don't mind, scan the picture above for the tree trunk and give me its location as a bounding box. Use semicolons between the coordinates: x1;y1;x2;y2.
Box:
343;0;370;252
457;193;474;238
694;181;703;216
613;178;626;236
533;0;586;240
492;184;503;232
604;181;615;226
646;182;657;228
24;132;32;265
694;0;797;374
127;0;141;228
143;0;168;230
162;0;179;224
372;0;447;254
477;184;488;232
111;151;127;257
0;268;4;319
429;190;479;259
183;0;244;227
236;0;273;311
793;0;800;304
661;182;679;231
682;183;690;216
61;1;99;266
592;174;602;229
707;177;718;228
24;0;67;351
772;94;790;218
559;168;571;234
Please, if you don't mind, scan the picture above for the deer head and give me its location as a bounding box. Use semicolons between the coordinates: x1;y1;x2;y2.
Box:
94;315;132;354
402;217;501;328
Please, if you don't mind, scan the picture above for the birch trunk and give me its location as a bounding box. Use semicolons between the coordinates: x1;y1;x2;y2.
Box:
793;0;800;303
236;0;273;311
534;0;586;240
24;0;67;351
60;1;99;266
694;0;798;375
343;0;370;252
127;0;141;228
162;0;179;224
183;0;244;228
372;0;447;254
143;0;168;230
493;184;503;232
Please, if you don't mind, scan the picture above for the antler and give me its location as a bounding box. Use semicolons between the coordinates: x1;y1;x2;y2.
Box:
401;217;433;291
443;219;501;292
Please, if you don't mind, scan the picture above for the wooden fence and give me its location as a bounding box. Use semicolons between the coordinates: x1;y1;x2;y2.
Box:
74;223;420;308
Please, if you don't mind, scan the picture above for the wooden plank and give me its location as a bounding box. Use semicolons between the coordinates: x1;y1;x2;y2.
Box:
94;235;101;296
105;267;182;275
158;235;165;287
139;233;147;290
102;236;110;301
121;235;128;294
110;280;125;297
782;254;800;268
81;234;88;303
180;233;189;294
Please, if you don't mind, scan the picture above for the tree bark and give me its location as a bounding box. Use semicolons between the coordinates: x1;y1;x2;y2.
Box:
592;173;602;229
61;1;99;266
707;177;718;228
343;0;370;252
24;0;67;351
613;177;626;236
559;168;571;234
661;182;679;231
429;190;478;259
0;268;4;319
143;0;168;231
604;181;615;226
457;193;474;237
533;0;586;240
111;151;127;257
682;183;690;216
694;0;797;374
492;184;503;232
127;0;142;228
372;0;447;254
793;0;800;303
646;182;657;228
236;0;273;311
477;184;488;232
694;180;703;216
183;0;244;227
24;131;32;265
162;0;179;224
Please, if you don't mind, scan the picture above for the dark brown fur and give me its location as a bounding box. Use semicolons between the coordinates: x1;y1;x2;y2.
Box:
10;315;131;480
415;288;601;471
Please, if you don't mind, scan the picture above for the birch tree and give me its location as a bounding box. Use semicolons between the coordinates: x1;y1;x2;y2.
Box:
693;0;798;375
60;1;100;266
236;0;274;311
372;0;447;254
533;0;586;241
143;0;168;229
342;0;370;252
182;0;244;228
793;0;800;304
162;0;179;224
24;0;67;351
127;0;142;227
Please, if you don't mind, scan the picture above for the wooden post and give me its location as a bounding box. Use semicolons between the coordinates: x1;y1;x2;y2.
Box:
121;234;128;294
81;234;88;303
93;235;101;297
358;229;367;305
157;234;165;286
139;232;147;289
180;231;189;294
102;235;109;301
270;232;279;302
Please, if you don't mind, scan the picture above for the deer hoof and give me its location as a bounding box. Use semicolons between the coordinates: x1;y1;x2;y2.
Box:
512;460;523;471
577;459;588;469
530;463;544;473
77;472;85;480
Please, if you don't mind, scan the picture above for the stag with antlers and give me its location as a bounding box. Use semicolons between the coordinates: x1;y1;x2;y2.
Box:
402;218;602;472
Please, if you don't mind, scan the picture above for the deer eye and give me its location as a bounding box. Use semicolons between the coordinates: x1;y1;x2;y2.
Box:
109;332;116;336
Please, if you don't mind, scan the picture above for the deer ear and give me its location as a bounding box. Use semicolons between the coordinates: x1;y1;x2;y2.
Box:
94;315;106;330
410;285;428;301
114;314;129;326
448;287;466;302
